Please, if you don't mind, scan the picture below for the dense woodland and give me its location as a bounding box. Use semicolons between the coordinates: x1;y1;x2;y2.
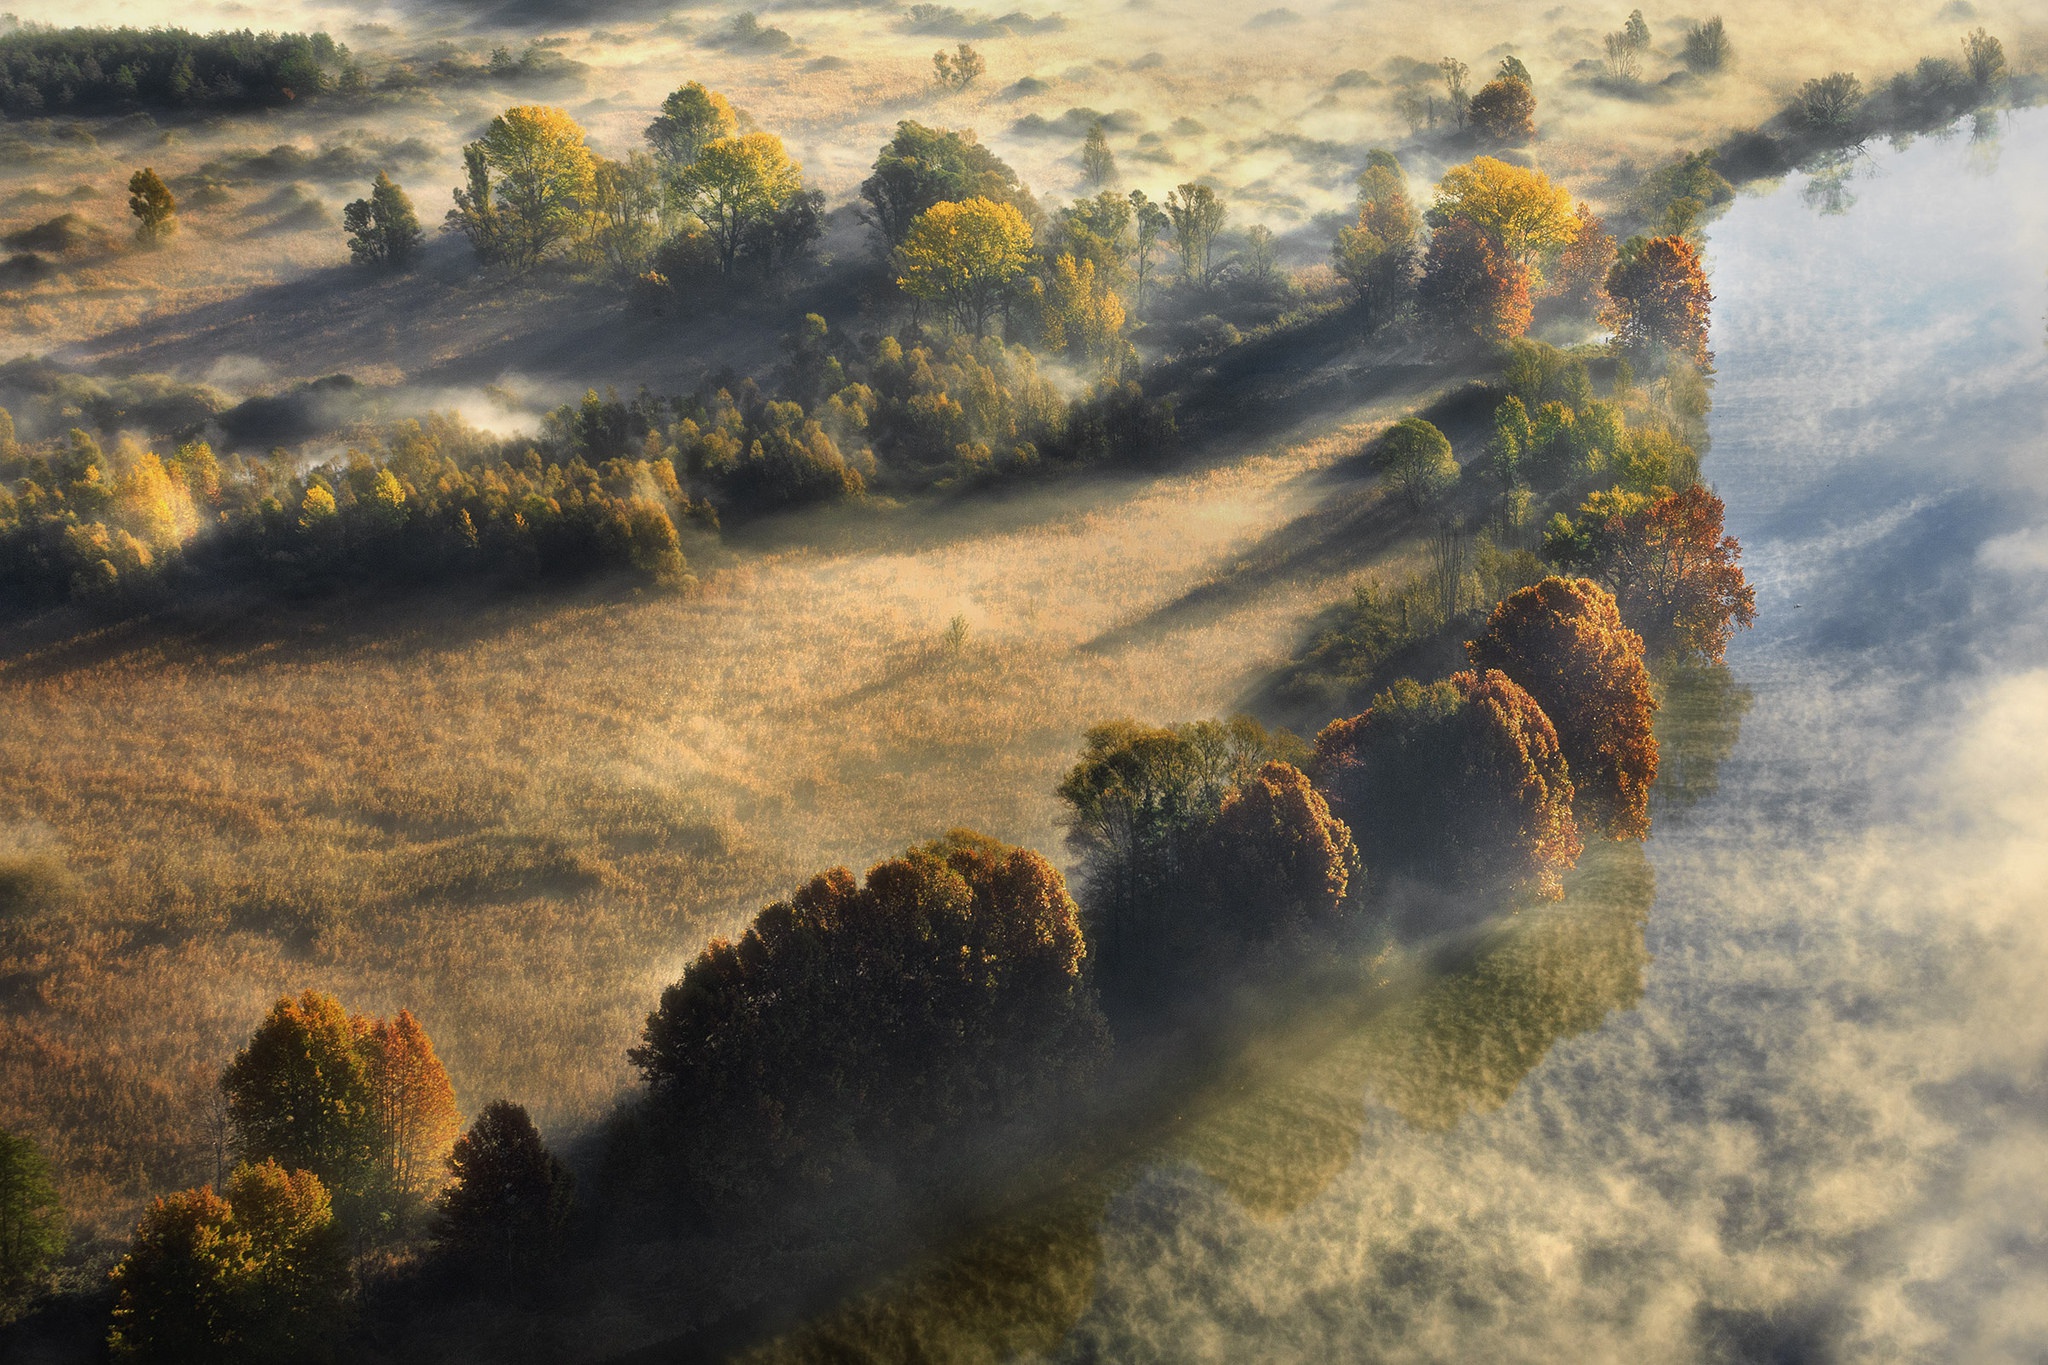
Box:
0;10;2022;1361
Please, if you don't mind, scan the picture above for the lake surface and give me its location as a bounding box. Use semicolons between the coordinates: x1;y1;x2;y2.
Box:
757;110;2048;1364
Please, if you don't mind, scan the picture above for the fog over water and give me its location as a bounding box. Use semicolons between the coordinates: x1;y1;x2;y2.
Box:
980;112;2048;1363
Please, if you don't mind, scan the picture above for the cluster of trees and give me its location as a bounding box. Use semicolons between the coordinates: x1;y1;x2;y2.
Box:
621;832;1108;1210
0;1127;64;1323
0;416;707;609
0;25;356;115
99;990;572;1360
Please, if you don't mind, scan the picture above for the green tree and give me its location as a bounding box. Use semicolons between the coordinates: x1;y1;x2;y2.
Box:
106;1161;348;1365
220;990;376;1210
896;196;1035;336
933;42;986;90
445;144;504;265
1128;189;1170;312
433;1102;572;1283
859;121;1036;246
127;167;177;243
1054;190;1135;286
1963;28;2005;91
1371;417;1459;511
0;1127;63;1321
678;132;806;278
643;81;738;170
462;105;596;271
342;172;422;269
1165;181;1227;287
1682;17;1732;73
582;152;662;280
1080;119;1117;186
1333;150;1420;329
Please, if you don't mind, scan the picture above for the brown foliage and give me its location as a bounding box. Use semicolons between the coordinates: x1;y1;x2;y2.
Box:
1554;484;1757;663
1194;761;1359;944
1418;217;1531;347
1467;577;1658;840
1554;203;1616;311
1467;77;1536;140
1313;669;1582;904
1603;235;1713;365
363;1010;460;1212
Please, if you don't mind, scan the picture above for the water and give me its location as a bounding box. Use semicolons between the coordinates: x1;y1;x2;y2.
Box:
752;111;2048;1364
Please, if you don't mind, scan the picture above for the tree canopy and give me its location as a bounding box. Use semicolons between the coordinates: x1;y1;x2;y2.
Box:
1468;75;1536;141
1603;234;1713;366
1428;157;1577;279
1467;576;1659;840
1333;152;1420;328
127;168;177;243
678;132;806;278
0;1126;63;1321
1418;216;1531;345
895;196;1035;336
1545;483;1756;663
343;172;422;269
860;121;1036;245
433;1101;572;1282
457;105;596;271
1371;417;1459;511
644;81;738;169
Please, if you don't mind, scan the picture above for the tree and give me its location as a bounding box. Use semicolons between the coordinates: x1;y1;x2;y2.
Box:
461;105;596;271
1054;190;1135;286
1497;55;1533;88
678;132;806;278
0;1127;63;1321
363;1010;460;1218
1372;417;1459;511
860;121;1036;246
1602;32;1642;85
127;167;176;243
433;1102;572;1282
1623;9;1650;49
1165;182;1227;287
933;42;986;91
1417;216;1531;346
342;172;422;269
1963;28;2006;91
1799;72;1863;131
582;153;662;280
1080;119;1117;186
1041;253;1127;366
1603;234;1712;365
1682;16;1732;74
1128;189;1169;312
106;1161;348;1365
644;81;737;170
896;196;1034;336
1190;761;1359;945
1554;202;1616;312
1438;56;1471;127
629;832;1108;1202
445;144;505;265
1427;157;1577;279
1544;483;1756;663
220;990;376;1208
1466;576;1658;840
1468;75;1536;141
1313;669;1582;904
1333;151;1420;330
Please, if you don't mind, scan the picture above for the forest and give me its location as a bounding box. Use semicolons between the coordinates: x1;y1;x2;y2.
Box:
0;2;2034;1361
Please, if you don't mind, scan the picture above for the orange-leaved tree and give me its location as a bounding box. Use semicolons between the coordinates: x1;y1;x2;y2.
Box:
363;1010;461;1214
1418;216;1531;346
1545;483;1756;663
1603;234;1713;365
1314;669;1582;905
1467;576;1659;840
1192;760;1359;944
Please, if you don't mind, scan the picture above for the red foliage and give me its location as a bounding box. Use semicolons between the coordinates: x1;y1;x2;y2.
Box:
1561;484;1757;663
1467;576;1659;840
1418;216;1532;345
1603;234;1713;365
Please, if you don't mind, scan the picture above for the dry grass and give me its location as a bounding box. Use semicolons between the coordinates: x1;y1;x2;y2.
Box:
0;370;1451;1242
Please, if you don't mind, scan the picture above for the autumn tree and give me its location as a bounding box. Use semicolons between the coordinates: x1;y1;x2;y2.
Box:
1080;119;1117;186
220;990;376;1207
860;121;1036;246
582;152;662;280
454;106;596;271
1128;189;1170;312
896;196;1034;335
1603;234;1712;365
1554;202;1617;312
677;132;806;278
1314;670;1582;904
127;168;177;243
1372;417;1459;511
433;1102;572;1283
1190;761;1359;945
628;832;1108;1203
1544;483;1756;662
1467;576;1658;840
0;1127;63;1321
1165;182;1228;288
1041;253;1127;366
1428;157;1577;282
1333;149;1420;329
106;1161;349;1365
644;81;738;171
363;1010;461;1219
1053;190;1135;286
343;172;423;269
1468;74;1535;141
1417;216;1531;345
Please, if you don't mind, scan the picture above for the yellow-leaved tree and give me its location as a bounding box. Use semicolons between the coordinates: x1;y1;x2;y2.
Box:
1041;253;1127;367
896;196;1034;337
461;105;596;271
677;132;806;278
1428;156;1578;284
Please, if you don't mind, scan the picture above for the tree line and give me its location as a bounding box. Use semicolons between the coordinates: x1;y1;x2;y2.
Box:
0;25;357;115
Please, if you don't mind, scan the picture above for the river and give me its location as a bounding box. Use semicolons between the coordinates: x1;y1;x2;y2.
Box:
743;109;2048;1363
